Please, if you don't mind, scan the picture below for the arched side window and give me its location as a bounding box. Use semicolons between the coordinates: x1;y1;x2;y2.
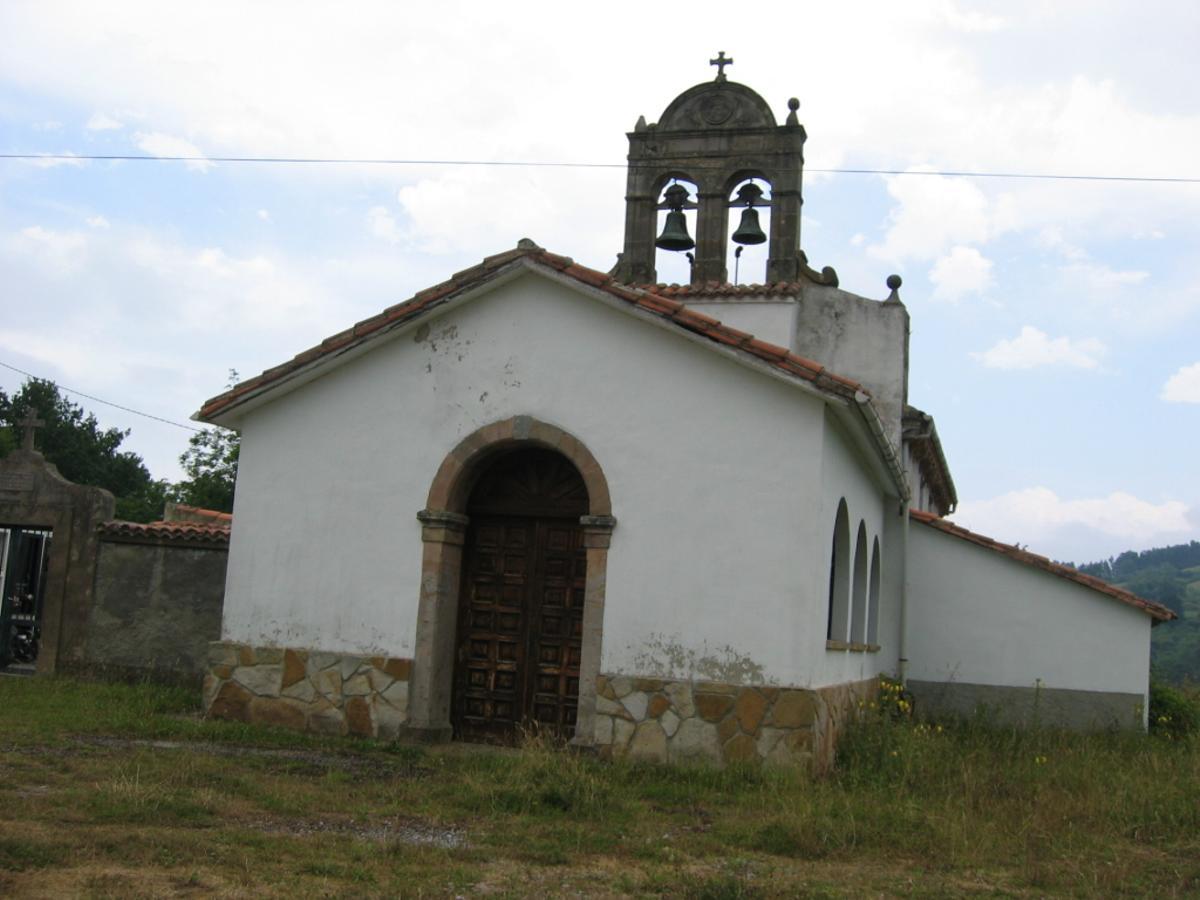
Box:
867;536;882;646
827;500;851;643
851;522;869;644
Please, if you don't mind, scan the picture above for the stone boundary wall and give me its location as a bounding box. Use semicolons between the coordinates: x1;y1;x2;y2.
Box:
80;534;227;686
593;674;877;771
204;641;411;738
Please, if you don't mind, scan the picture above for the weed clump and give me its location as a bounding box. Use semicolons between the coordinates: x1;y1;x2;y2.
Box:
483;731;617;817
1149;680;1200;739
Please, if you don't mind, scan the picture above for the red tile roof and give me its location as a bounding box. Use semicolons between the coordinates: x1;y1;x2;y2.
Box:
910;509;1174;622
903;405;957;516
639;281;813;297
165;503;232;525
98;519;230;546
197;241;870;421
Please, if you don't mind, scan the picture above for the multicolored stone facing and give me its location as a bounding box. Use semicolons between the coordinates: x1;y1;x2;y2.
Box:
203;641;411;738
592;674;877;772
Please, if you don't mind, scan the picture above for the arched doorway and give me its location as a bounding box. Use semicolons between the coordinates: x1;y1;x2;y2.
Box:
452;447;589;743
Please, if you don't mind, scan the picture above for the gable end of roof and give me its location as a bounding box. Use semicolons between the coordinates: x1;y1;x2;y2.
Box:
193;240;909;498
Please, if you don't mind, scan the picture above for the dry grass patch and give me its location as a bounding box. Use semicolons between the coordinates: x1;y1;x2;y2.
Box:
0;677;1198;897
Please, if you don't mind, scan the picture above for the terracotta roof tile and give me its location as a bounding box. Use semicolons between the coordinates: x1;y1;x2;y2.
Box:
704;322;754;348
563;264;610;288
645;281;807;297
744;338;791;362
903;405;957;515
910;509;1174;622
638;279;848;298
635;294;685;316
166;504;232;524
196;242;870;422
98;520;230;546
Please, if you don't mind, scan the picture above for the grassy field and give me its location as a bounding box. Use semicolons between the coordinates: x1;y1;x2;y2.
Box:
0;677;1197;898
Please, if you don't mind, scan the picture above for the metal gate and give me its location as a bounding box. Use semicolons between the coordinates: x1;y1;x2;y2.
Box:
0;526;53;671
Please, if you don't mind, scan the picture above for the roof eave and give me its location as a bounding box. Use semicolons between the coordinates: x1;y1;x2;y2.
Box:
193;245;902;496
195;258;533;427
910;511;1175;622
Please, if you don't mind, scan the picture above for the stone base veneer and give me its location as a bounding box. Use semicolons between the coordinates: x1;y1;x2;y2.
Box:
593;674;877;772
204;641;411;738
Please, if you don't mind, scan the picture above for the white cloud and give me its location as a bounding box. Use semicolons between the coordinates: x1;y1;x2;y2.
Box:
1162;362;1200;403
953;487;1194;560
133;131;212;172
396;166;618;263
86;215;110;229
85;111;123;131
366;206;402;244
256;209;271;222
929;245;993;301
33;120;62;131
13;225;88;273
0;219;394;480
868;172;996;263
0;328;168;386
1060;261;1148;290
972;326;1105;370
937;1;1005;33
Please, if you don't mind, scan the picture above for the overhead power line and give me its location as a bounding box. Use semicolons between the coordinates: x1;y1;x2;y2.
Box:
0;360;203;432
1;152;1197;184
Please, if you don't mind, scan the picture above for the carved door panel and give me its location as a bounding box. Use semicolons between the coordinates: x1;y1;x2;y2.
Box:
453;448;589;744
454;518;534;743
526;520;586;736
453;516;586;743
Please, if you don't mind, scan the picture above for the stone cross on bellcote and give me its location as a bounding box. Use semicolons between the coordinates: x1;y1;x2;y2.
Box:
17;409;45;452
710;51;733;81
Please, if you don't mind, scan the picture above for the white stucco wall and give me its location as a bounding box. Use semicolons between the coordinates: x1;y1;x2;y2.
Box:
812;412;893;688
222;269;901;689
906;522;1152;700
792;284;909;447
681;298;797;351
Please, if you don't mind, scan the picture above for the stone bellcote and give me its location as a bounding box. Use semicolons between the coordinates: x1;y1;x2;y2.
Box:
612;63;807;286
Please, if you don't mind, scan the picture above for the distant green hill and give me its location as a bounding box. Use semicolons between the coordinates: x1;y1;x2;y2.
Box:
1070;541;1200;685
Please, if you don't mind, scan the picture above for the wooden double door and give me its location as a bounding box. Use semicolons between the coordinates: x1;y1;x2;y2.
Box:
452;450;588;743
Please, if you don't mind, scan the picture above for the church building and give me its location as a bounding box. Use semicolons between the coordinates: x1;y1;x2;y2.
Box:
197;59;1171;768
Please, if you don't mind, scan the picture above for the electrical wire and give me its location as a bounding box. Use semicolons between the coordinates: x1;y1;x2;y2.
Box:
2;153;1197;184
0;360;203;432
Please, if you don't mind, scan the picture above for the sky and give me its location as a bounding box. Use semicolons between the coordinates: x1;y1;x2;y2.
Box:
0;0;1197;564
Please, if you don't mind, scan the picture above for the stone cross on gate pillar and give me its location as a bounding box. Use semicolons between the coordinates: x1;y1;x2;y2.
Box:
710;51;733;82
17;409;45;452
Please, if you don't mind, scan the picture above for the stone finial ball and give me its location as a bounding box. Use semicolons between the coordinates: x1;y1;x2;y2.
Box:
788;97;800;111
886;274;902;290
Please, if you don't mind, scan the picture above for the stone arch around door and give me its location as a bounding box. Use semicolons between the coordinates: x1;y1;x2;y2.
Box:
410;416;615;747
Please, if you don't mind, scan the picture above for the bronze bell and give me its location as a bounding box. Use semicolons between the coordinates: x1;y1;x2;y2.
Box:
656;210;695;251
731;206;767;245
656;183;695;252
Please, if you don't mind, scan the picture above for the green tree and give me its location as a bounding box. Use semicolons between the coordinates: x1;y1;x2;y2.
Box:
0;379;168;522
173;426;239;513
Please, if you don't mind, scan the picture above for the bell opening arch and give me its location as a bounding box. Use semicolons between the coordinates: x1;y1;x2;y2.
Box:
725;174;772;284
410;416;615;748
652;174;700;287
